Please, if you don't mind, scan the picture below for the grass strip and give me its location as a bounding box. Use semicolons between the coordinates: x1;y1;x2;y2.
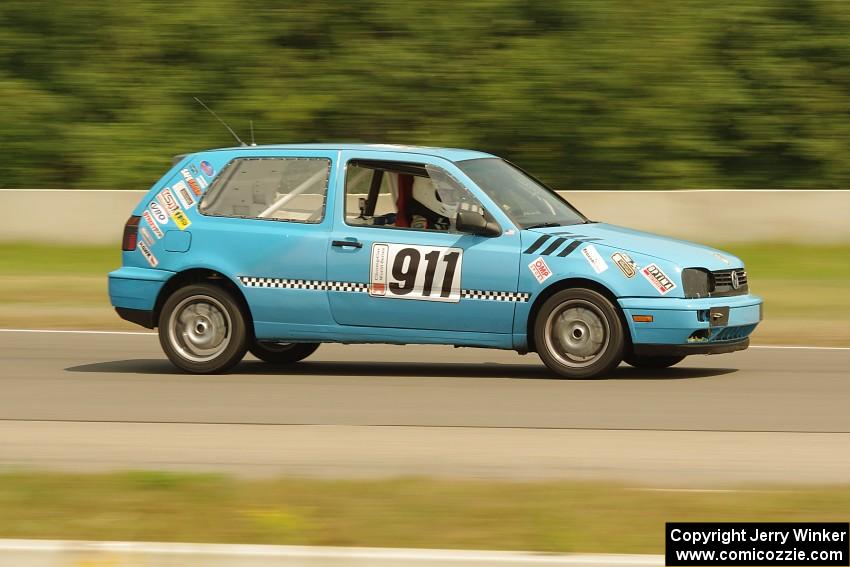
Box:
0;472;849;553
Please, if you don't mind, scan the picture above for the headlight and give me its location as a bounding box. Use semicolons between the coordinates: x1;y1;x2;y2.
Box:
682;268;711;298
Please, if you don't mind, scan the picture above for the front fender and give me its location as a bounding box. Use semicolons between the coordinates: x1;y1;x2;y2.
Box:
513;240;686;349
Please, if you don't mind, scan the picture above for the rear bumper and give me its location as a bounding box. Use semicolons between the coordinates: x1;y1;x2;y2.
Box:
619;294;762;356
115;307;157;329
108;266;173;327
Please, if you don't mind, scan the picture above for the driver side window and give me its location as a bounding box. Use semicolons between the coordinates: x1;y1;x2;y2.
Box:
344;160;486;233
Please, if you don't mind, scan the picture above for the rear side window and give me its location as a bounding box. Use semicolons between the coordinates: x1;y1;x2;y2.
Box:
199;157;331;223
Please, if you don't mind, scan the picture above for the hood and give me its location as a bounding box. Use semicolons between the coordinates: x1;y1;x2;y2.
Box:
527;223;742;271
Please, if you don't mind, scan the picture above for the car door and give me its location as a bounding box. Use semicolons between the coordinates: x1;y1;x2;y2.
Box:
326;150;522;334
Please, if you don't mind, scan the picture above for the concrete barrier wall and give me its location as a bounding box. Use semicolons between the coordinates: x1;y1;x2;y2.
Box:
0;540;663;567
3;189;849;245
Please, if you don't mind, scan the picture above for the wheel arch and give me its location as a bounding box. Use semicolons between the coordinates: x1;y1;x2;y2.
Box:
154;268;254;337
526;277;631;354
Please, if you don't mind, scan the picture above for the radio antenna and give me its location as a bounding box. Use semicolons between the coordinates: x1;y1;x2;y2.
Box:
250;120;256;146
193;97;246;147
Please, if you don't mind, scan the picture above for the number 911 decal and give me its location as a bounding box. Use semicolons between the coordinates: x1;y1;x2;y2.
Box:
370;243;462;302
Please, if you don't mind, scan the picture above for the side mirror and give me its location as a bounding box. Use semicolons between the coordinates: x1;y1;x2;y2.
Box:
456;210;501;237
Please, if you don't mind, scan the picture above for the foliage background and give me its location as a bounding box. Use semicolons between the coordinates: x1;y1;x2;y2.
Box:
1;0;848;190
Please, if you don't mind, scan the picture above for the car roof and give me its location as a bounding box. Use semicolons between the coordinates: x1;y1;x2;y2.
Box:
204;143;496;162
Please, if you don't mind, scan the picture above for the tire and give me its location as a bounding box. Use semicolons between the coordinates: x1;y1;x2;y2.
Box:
249;341;320;364
533;288;625;379
623;354;686;369
158;283;248;374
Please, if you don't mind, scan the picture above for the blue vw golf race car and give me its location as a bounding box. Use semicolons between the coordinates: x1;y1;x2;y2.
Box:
109;144;763;378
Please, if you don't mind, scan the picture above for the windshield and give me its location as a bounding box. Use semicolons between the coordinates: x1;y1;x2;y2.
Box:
456;158;586;229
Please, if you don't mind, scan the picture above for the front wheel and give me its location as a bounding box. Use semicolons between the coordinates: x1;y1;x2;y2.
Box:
158;283;248;374
533;288;625;379
623;354;685;369
249;341;320;364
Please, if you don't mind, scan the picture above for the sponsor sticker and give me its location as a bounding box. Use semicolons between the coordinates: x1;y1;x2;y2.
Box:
148;201;169;225
189;164;200;176
170;208;192;230
641;263;676;295
528;256;552;284
611;251;637;278
581;244;609;274
200;160;214;177
138;240;158;267
370;243;388;296
195;175;208;189
139;226;155;247
157;188;181;214
181;169;203;196
173;181;196;209
142;210;164;238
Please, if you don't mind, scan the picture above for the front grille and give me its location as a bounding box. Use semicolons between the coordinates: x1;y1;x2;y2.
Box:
710;269;748;297
687;324;757;343
711;324;757;342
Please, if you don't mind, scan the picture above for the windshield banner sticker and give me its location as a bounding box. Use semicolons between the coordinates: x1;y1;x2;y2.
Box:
369;243;463;302
528;257;553;284
612;252;637;278
641;263;676;295
581;244;609;274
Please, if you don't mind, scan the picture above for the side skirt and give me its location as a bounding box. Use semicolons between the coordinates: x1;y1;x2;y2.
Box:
253;321;515;350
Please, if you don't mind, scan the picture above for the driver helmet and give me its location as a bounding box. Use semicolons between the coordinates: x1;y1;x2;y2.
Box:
411;177;457;219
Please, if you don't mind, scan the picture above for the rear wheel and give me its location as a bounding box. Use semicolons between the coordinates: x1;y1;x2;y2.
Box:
158;283;248;374
534;288;625;379
623;354;685;369
249;341;320;364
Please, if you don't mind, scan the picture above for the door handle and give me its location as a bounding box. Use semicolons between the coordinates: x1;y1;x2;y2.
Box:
331;239;363;249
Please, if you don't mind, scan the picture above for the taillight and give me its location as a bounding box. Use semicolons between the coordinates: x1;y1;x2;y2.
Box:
122;215;141;251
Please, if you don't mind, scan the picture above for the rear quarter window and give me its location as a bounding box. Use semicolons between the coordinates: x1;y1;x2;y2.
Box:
199;157;331;223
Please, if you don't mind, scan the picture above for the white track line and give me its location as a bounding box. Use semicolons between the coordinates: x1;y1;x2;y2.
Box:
627;488;791;494
0;328;153;336
0;540;664;565
1;329;849;350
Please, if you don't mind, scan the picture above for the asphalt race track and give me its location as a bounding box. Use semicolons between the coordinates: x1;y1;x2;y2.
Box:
1;329;849;487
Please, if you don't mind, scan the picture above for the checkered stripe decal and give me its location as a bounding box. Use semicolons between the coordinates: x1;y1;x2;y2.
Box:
239;277;367;292
461;289;530;302
239;276;530;302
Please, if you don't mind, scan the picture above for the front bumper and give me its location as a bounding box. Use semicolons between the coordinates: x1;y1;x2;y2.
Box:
633;338;749;356
619;294;762;356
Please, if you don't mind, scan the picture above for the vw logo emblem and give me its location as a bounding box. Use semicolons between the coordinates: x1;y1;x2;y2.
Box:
731;271;741;289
